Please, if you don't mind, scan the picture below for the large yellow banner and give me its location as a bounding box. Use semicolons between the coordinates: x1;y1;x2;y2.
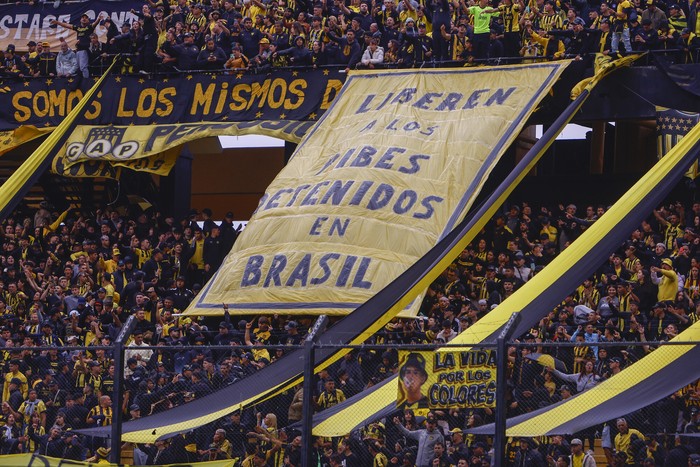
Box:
184;64;569;316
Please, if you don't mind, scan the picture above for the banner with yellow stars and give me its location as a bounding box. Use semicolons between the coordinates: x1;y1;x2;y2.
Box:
184;63;570;317
656;106;700;179
2;70;345;132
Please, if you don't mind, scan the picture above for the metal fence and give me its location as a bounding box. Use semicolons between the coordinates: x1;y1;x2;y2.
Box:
1;325;699;466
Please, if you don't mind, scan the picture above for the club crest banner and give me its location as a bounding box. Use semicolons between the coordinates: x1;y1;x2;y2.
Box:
397;350;497;413
183;64;569;316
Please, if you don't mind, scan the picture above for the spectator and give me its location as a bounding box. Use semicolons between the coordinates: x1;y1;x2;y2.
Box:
50;13;103;78
56;40;79;78
394;412;444;467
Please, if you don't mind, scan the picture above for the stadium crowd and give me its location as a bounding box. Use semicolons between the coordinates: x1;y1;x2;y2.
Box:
1;0;698;79
0;192;698;466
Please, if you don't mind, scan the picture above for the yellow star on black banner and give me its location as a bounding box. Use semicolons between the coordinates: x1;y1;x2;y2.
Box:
255;111;263;118
23;81;29;87
279;113;286;119
292;71;298;77
323;69;329;75
236;73;244;79
114;76;121;82
308;113;317;120
210;74;217;80
222;115;229;120
186;75;193;80
163;78;168;83
68;78;74;83
138;78;145;84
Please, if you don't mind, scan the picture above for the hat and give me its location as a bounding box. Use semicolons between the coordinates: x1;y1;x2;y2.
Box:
219;321;230;329
112;247;121;255
129;404;140;411
183;32;193;37
653;301;666;309
570;438;582;445
405;17;415;25
691;407;700;415
41;41;50;47
610;356;622;364
661;258;673;267
560;384;571;392
450;427;463;434
285;321;298;330
670;3;680;8
400;353;428;380
656;242;667;250
9;378;22;386
642;18;652;25
478;299;488;306
259;37;270;44
77;297;87;305
5;44;15;53
691;454;700;465
243;352;254;360
27;40;37;46
572;17;585;25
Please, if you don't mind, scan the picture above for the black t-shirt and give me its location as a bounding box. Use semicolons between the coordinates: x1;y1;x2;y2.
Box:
73;23;96;51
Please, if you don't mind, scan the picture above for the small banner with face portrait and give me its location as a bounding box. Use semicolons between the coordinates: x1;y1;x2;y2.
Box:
397;350;497;414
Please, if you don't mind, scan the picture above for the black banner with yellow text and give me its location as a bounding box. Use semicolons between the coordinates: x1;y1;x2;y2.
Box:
1;69;344;131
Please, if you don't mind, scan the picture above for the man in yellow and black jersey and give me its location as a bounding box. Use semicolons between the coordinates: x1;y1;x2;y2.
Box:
316;378;346;409
186;3;209;32
499;0;525;56
538;1;563;32
86;395;113;427
654;209;684;251
440;23;473;61
611;0;634;53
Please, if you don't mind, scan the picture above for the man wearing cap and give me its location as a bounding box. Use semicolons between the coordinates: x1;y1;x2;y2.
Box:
162;30;200;70
50;13;103;78
283;320;303;345
642;0;666;29
550;17;598;59
651;258;678;302
35;41;57;77
394;411;444;467
1;44;28;77
569;438;596;466
669;3;688;31
514;437;546;466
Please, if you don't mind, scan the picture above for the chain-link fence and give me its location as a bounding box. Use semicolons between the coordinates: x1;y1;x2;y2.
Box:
2;335;699;466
